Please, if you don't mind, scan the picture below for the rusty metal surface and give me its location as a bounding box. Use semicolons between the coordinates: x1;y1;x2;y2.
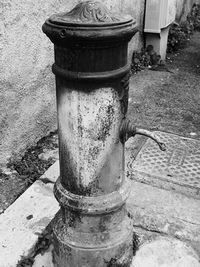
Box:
42;1;138;266
52;205;133;267
57;85;124;196
126;131;200;198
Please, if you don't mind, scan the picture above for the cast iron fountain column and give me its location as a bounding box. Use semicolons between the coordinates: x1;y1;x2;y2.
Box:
42;2;165;266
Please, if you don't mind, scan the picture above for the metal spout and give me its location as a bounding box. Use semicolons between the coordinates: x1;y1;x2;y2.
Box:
120;119;166;151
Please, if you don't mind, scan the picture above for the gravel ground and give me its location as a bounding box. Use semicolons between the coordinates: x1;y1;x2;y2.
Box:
128;32;200;139
0;132;58;214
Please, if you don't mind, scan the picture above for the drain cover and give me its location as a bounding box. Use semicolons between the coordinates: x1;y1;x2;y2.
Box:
126;131;200;199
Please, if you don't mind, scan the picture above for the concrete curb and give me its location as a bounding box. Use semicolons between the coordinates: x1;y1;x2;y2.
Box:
0;174;59;267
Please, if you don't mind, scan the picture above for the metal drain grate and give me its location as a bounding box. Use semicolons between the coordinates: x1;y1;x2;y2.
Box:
126;131;200;198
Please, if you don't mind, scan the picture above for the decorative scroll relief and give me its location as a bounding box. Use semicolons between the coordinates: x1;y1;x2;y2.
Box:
58;1;120;23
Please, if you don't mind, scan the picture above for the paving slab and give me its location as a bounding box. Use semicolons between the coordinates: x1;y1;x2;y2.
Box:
0;180;59;267
127;181;200;255
131;237;200;267
126;131;200;199
32;245;54;267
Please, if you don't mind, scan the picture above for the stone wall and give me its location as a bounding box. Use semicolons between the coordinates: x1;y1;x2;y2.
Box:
0;0;197;167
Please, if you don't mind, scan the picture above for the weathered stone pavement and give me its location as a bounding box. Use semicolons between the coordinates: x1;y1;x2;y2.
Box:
1;131;200;266
126;132;200;254
127;132;200;265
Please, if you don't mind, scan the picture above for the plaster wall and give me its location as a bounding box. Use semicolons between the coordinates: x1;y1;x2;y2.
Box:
102;0;145;60
0;0;145;167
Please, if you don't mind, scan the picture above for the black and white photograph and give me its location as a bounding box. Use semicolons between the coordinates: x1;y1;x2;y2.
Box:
0;0;200;266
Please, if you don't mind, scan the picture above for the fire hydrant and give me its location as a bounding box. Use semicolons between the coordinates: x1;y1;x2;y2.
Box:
42;2;165;266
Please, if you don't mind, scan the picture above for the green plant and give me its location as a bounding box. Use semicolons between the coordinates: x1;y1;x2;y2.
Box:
167;3;200;53
187;3;200;31
131;49;151;73
131;45;162;74
167;23;189;53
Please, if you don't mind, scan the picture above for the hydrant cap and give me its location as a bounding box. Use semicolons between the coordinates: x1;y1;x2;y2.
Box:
49;1;132;26
42;1;137;43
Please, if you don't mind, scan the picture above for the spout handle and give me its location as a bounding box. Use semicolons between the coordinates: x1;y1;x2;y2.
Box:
120;119;166;151
134;128;166;151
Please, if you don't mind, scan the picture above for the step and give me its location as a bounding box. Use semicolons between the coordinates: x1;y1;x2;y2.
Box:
0;180;59;267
